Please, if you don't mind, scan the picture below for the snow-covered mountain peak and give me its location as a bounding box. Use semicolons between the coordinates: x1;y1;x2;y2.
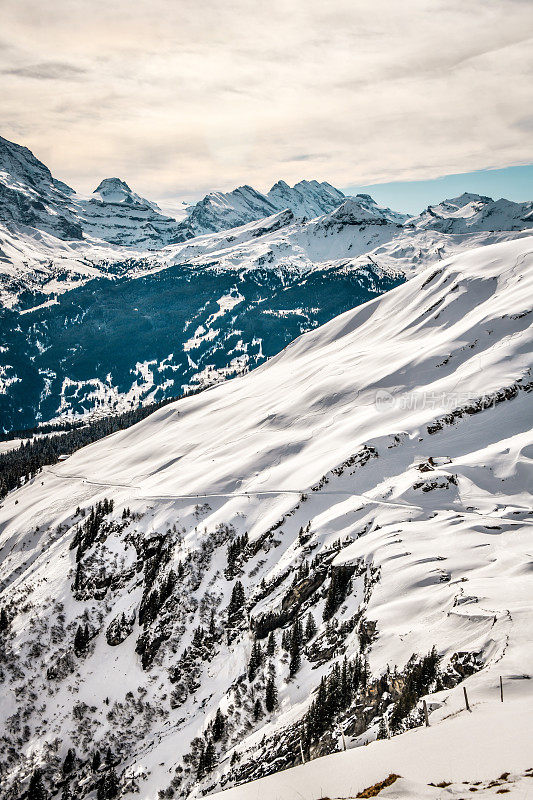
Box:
269;179;291;192
318;194;406;228
320;196;386;225
94;177;137;203
91;176;165;215
442;191;493;208
267;178;346;220
0;134;66;193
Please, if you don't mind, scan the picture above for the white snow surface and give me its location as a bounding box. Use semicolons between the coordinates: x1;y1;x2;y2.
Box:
0;236;532;798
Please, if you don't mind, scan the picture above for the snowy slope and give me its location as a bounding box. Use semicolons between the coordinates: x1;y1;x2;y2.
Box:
0;237;531;800
216;695;533;799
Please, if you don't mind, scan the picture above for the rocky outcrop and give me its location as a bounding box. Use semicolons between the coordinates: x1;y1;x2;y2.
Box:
106;611;136;646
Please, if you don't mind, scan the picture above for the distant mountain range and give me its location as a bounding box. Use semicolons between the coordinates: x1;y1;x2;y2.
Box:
0;134;532;430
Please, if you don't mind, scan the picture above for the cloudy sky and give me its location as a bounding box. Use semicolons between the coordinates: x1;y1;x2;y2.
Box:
2;0;532;200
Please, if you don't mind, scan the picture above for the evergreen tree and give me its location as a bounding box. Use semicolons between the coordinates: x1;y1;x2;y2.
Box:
73;622;92;656
325;662;342;718
92;750;101;771
0;607;9;632
289;618;303;677
377;716;388;740
340;656;352;708
73;624;87;656
204;739;216;772
212;708;225;742
97;765;119;800
105;767;119;799
265;677;277;712
304;612;317;642
27;769;48;800
323;566;354;621
192;626;204;648
253;699;263;720
266;631;276;656
226;581;246;634
225;534;248;578
281;628;291;651
247;640;263;682
196;744;206;780
62;748;76;775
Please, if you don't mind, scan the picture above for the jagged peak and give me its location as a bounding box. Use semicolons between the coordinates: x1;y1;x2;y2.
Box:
0;134;50;167
321;196;386;225
269;179;291;193
93;177;133;196
0;134;58;190
90;177;165;215
443;191;493;206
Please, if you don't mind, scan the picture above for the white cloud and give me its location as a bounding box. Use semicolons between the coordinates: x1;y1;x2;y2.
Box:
1;0;532;198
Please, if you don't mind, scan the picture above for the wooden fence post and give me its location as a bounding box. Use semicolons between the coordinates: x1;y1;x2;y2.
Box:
340;724;347;751
423;699;430;727
463;686;471;712
299;738;306;765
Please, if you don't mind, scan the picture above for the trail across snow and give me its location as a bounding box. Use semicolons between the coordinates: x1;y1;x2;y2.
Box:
43;466;533;526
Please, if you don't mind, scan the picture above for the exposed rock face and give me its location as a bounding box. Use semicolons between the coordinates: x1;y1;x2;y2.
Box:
0;135;82;240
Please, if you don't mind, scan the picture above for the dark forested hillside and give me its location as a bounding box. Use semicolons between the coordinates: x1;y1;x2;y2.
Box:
0;262;403;431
